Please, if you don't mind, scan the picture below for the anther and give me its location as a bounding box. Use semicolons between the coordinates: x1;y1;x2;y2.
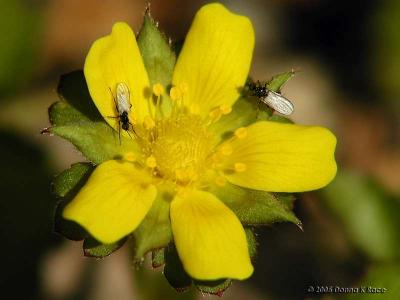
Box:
220;144;233;156
209;108;222;122
153;83;165;97
219;104;232;115
123;152;136;162
170;86;182;101
146;155;157;168
215;176;227;187
234;162;247;173
234;127;248;139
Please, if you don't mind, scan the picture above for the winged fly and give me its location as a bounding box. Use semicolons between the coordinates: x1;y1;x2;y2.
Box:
108;82;134;144
248;81;294;116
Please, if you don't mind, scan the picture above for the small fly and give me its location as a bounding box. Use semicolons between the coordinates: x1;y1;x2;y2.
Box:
108;82;134;143
248;81;294;115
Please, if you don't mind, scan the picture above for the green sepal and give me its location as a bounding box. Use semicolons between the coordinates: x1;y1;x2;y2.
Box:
53;163;94;241
48;71;139;165
164;243;192;292
49;120;139;165
194;279;232;297
56;70;103;121
209;97;259;144
211;183;301;227
137;9;176;87
53;162;93;197
268;114;294;124
152;248;165;268
256;70;296;121
245;227;257;258
266;70;296;92
133;185;173;260
83;236;126;258
137;8;176;117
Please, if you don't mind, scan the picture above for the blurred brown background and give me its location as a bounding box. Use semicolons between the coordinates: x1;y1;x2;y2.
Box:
1;0;399;299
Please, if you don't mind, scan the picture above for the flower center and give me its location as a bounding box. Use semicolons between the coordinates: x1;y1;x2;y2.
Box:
142;114;215;184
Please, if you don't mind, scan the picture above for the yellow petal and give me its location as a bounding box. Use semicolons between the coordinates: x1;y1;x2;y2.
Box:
172;3;254;117
63;160;156;244
223;121;337;192
84;22;151;127
170;189;253;280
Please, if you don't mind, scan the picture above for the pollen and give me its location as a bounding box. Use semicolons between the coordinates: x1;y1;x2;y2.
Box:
153;83;165;97
209;107;222;122
150;114;215;182
234;127;248;139
219;104;232;115
234;162;247;173
123;152;136;162
146;155;157;168
215;176;227;187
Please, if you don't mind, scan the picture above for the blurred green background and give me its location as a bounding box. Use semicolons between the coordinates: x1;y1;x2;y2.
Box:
1;0;399;299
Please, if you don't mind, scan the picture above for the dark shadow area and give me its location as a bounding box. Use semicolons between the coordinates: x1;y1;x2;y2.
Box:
0;130;61;299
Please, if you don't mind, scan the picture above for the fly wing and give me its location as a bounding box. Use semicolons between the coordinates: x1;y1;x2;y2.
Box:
116;82;131;113
261;90;294;115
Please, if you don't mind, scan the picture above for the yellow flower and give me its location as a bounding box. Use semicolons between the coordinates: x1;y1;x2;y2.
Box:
63;3;337;281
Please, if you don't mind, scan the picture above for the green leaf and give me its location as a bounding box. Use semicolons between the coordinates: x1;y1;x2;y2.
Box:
83;236;126;258
53;163;94;241
321;170;400;261
194;279;231;296
137;10;176;87
245;227;257;258
152;248;165;268
133;185;173;260
211;183;301;227
164;243;192;292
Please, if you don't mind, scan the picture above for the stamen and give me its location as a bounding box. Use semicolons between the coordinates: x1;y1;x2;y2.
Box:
170;87;182;101
234;162;247;173
209;108;222;122
215;175;227;187
146;155;157;168
153;83;164;97
219;104;232;115
234;127;248;139
123;152;136;162
144;115;156;130
220;144;233;156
